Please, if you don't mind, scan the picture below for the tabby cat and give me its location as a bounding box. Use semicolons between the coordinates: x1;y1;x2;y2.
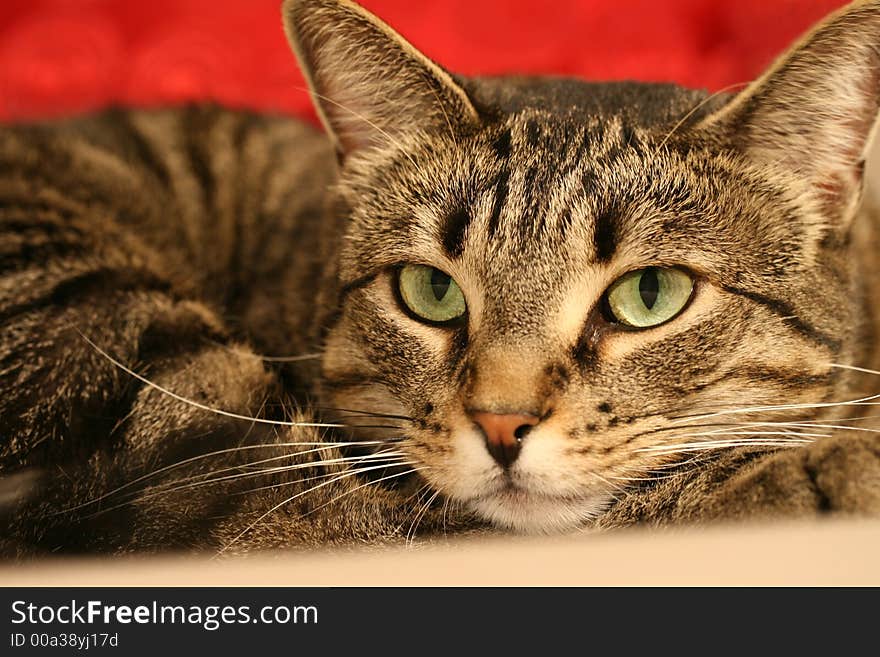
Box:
1;0;880;557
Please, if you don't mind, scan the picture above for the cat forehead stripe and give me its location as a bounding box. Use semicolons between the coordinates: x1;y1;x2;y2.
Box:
441;207;472;258
592;204;618;263
487;169;511;240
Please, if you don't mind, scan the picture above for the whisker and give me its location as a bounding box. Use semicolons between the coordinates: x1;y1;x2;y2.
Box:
441;496;452;537
334;423;409;431
589;472;627;504
278;466;430;531
636;439;812;456
258;353;322;362
203;338;323;363
794;414;880;424
604;473;675;482
319;407;415;422
608;453;717;486
78;332;346;430
399;482;433;509
704;419;880;435
621;421;825;449
131;450;408;502
231;468;349;498
59;439;402;514
669;395;880;426
659;81;749;148
672;401;880;423
81;452;411;519
230;458;418;498
214;461;419;557
303;87;426;173
829;362;880;377
671;429;830;439
395;484;433;535
406;488;442;546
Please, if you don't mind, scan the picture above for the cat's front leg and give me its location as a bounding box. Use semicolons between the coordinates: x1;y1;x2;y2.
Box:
599;433;880;528
693;432;880;522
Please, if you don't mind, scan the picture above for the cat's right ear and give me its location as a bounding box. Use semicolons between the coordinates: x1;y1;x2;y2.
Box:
697;0;880;229
282;0;480;162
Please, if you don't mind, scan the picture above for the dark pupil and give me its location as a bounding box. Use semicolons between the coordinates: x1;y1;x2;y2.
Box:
430;269;451;301
638;268;660;310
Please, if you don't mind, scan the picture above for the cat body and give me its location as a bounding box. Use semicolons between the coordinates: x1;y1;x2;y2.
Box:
2;0;880;556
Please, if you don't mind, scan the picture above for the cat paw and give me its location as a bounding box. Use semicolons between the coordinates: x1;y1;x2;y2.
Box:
695;433;880;521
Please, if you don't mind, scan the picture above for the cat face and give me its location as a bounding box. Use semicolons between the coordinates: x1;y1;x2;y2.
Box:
284;0;879;531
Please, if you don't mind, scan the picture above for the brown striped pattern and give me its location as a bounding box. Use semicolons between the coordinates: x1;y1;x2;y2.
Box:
3;0;880;554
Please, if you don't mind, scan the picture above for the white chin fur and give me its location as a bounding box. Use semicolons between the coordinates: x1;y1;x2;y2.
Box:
468;490;612;534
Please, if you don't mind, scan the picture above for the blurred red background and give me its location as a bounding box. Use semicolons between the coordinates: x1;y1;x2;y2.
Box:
0;0;848;122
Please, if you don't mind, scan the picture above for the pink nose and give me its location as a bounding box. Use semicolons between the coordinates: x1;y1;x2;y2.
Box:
469;411;540;468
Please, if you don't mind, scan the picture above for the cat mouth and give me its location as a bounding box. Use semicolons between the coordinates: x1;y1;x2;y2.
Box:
466;481;611;533
480;480;531;500
478;481;580;504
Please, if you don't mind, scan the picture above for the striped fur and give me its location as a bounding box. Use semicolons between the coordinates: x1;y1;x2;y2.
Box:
2;0;880;555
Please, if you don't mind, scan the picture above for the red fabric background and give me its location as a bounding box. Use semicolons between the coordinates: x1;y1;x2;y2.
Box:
0;0;848;122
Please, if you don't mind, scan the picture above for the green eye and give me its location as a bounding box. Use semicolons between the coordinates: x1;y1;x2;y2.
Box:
397;264;467;324
605;267;694;328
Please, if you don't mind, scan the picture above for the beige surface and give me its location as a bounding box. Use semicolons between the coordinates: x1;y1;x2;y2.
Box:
2;518;878;586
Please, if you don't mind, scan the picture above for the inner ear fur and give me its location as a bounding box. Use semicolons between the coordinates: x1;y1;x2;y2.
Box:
282;0;479;160
698;0;880;226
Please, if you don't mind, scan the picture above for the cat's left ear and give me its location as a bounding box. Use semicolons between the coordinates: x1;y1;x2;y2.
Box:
282;0;480;161
698;1;880;227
